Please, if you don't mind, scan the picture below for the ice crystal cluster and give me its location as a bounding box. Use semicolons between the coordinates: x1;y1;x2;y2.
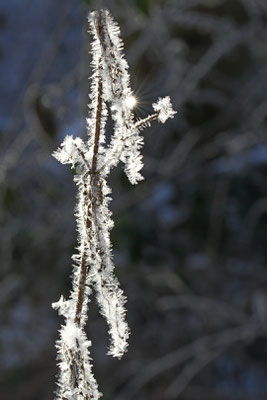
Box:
52;9;176;400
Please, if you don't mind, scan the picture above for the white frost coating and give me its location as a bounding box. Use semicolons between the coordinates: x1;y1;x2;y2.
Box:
153;96;177;123
52;296;71;319
52;8;176;399
56;321;101;400
53;135;89;170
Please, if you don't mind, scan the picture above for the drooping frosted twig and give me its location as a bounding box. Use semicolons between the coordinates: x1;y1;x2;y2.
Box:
52;9;176;400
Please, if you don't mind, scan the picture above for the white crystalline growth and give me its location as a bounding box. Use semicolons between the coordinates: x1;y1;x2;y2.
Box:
153;96;177;123
52;295;71;319
53;135;88;169
56;321;101;400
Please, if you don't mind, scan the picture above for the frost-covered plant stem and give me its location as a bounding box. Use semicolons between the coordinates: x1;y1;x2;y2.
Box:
52;9;176;400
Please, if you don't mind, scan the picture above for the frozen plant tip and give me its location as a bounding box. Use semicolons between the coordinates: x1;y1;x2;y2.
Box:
52;9;176;400
153;96;177;123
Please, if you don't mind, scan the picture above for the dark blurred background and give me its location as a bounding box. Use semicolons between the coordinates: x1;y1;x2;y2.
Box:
1;0;267;399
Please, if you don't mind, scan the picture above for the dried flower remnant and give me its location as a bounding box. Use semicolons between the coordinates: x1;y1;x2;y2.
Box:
52;9;176;400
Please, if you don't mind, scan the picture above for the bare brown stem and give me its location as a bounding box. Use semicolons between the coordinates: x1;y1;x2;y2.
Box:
91;78;103;174
134;112;159;130
74;248;87;325
92;15;104;174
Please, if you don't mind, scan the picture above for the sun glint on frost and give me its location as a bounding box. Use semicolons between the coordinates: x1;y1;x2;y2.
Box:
125;94;137;109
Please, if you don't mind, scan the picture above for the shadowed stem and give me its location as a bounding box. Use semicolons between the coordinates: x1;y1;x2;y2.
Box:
74;248;87;325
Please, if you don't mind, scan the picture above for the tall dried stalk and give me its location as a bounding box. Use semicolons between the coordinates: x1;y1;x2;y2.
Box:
52;9;176;399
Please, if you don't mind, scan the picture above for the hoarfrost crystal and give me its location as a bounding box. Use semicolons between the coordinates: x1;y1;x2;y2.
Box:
52;9;176;399
152;96;176;123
